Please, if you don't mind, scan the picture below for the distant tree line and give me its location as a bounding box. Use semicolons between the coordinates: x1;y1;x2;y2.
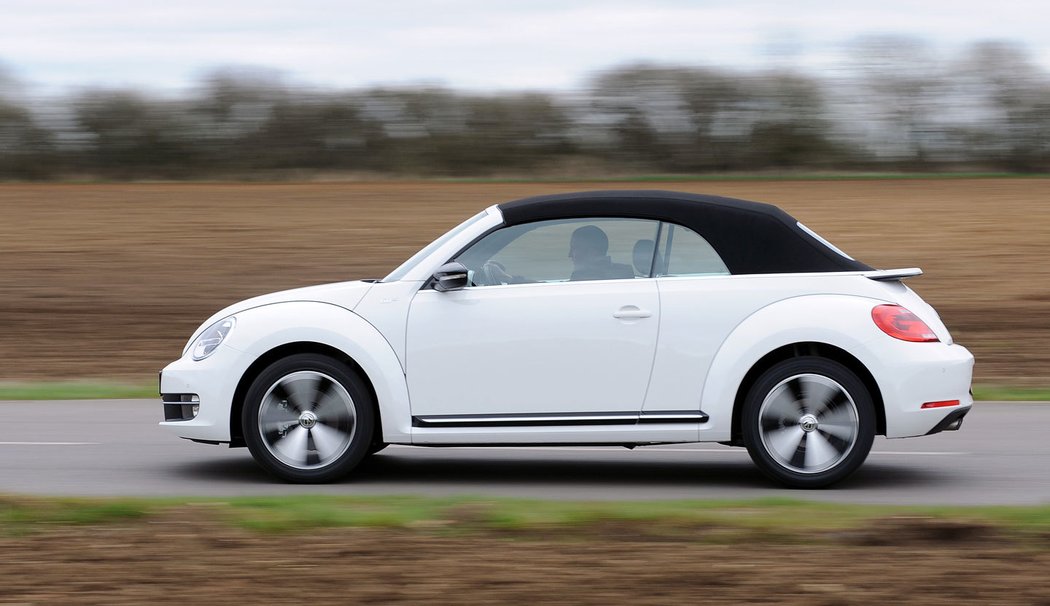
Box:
1;38;1049;179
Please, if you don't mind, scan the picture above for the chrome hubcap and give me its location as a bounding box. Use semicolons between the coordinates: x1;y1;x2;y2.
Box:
758;373;859;474
298;410;318;429
258;371;357;470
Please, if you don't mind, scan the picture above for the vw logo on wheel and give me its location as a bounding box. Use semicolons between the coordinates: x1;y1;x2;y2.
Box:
298;410;318;429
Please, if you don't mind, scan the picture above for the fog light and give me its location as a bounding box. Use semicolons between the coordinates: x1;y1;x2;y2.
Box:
162;393;200;421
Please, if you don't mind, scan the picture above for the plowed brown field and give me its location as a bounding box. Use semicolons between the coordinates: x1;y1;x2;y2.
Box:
2;179;1047;385
2;516;1049;605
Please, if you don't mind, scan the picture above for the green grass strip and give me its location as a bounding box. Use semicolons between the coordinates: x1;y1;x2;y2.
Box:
0;381;157;400
971;385;1050;402
0;496;153;530
5;495;1050;538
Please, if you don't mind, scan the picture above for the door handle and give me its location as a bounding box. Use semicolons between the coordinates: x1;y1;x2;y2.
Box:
613;305;652;320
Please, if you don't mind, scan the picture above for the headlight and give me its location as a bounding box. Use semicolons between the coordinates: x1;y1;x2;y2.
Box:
190;317;235;361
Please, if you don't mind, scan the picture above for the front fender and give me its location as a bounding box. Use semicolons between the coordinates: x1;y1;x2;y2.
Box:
699;294;889;442
227;301;411;444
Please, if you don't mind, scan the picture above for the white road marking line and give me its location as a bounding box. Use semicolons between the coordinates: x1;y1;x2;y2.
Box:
0;441;100;446
392;445;968;456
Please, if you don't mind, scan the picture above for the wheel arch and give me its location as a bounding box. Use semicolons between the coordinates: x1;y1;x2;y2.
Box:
230;342;382;448
728;342;885;445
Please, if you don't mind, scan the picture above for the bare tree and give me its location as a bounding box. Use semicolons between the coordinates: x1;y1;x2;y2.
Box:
845;35;948;165
955;41;1050;171
0;65;57;179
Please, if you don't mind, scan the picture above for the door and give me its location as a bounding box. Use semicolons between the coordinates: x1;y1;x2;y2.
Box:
405;217;662;420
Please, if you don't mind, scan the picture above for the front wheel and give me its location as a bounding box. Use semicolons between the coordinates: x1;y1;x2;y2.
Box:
243;353;375;483
742;357;875;488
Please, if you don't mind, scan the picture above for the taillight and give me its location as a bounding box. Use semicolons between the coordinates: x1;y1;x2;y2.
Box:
871;304;939;342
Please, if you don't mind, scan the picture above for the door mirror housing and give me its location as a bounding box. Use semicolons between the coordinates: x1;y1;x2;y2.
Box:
432;262;470;292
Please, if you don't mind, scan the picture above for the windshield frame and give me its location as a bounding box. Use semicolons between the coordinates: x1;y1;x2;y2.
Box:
382;208;499;282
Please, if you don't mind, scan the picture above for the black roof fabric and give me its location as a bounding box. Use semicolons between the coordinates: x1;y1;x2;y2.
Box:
497;190;871;275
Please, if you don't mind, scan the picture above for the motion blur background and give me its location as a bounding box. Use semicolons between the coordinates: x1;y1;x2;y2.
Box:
2;1;1049;179
1;1;1048;390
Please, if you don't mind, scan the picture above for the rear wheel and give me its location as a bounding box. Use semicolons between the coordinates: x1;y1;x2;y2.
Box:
742;356;874;488
243;353;375;483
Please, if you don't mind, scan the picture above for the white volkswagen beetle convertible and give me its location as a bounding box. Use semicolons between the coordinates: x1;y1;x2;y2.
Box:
160;190;973;488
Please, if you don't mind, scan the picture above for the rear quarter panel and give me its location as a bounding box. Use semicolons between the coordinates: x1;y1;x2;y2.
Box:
651;273;956;442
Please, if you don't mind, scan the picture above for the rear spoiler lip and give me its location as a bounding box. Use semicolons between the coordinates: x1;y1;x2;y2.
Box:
863;267;923;281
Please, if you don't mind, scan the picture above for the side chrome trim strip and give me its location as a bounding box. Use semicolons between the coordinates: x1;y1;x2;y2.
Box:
638;411;709;423
412;410;708;428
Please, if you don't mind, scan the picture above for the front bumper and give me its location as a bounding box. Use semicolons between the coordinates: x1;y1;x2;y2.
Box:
158;343;254;443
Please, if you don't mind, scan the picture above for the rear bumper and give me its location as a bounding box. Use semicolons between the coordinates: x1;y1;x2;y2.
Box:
875;341;974;438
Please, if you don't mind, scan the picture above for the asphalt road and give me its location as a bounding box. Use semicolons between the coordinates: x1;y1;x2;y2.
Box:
1;399;1047;505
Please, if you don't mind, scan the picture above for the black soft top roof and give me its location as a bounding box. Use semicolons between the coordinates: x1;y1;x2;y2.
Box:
497;190;871;275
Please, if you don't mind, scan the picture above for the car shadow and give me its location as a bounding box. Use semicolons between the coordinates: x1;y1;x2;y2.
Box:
171;447;945;491
355;452;939;490
357;452;769;487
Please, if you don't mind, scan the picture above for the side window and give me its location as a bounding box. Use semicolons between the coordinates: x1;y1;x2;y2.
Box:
455;218;660;285
655;223;729;277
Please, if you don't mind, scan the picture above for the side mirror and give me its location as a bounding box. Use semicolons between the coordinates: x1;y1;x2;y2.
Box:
432;262;470;292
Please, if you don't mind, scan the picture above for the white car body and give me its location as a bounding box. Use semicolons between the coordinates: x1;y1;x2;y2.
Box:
160;191;974;487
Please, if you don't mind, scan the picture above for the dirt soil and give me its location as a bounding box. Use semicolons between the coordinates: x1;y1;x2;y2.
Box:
1;515;1049;604
1;179;1048;385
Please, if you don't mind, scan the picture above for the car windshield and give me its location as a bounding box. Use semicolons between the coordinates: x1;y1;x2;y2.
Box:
382;210;489;282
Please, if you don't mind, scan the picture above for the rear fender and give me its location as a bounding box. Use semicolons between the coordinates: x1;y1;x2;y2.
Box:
699;295;888;442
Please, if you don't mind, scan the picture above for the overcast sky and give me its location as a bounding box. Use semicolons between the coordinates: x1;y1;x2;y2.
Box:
1;0;1047;94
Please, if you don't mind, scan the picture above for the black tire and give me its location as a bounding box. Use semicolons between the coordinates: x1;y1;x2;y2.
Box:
742;356;875;489
242;353;375;483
